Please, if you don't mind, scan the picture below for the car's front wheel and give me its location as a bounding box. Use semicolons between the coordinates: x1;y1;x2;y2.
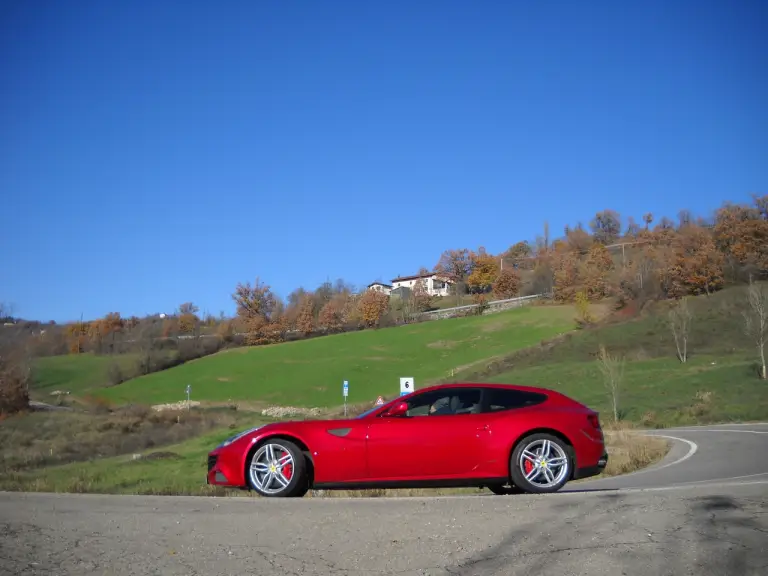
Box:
246;439;308;497
509;433;572;494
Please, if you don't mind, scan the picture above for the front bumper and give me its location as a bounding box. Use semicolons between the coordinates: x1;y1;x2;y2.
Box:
206;451;240;486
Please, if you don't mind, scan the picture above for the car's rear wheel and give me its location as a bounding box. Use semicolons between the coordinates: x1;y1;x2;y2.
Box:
246;439;308;497
509;433;572;494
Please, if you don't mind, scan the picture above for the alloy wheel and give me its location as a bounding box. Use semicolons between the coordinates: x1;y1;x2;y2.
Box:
516;437;570;490
248;442;296;495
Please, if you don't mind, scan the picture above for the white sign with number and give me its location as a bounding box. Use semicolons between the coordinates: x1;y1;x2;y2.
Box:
343;380;349;397
399;377;414;396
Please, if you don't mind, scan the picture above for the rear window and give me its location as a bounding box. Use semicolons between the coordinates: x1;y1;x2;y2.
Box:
486;388;547;412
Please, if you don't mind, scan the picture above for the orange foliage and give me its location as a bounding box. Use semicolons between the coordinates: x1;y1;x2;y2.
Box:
357;289;389;328
492;268;521;300
664;225;724;297
467;252;500;292
295;295;315;336
411;268;435;312
553;251;580;302
582;244;614;300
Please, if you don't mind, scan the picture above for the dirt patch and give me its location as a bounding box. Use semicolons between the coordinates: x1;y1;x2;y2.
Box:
313;386;327;393
363;356;387;361
427;340;458;349
216;377;231;382
282;359;312;364
370;345;388;352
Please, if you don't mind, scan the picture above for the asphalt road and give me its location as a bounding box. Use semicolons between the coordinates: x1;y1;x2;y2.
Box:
1;424;766;576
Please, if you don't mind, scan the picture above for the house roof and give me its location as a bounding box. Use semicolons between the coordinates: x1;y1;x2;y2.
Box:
367;282;392;288
391;272;453;283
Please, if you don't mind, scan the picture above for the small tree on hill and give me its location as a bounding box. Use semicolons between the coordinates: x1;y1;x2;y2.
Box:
668;297;693;363
597;344;624;423
743;277;768;380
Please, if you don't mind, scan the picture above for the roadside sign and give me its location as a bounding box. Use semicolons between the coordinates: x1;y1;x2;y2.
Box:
375;396;384;405
399;377;414;396
343;380;349;397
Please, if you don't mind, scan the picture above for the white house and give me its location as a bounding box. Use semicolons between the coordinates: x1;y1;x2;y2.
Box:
366;282;392;295
391;272;453;297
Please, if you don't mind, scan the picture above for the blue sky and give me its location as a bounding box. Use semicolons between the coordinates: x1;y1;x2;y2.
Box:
1;0;766;323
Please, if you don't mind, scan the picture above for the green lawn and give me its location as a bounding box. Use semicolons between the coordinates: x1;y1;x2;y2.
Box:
95;304;577;407
31;352;140;398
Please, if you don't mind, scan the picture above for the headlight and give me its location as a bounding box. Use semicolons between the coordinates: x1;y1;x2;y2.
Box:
217;426;262;449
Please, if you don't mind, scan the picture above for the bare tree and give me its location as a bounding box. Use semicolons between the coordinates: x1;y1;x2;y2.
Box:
597;344;625;423
668;297;693;363
743;278;768;380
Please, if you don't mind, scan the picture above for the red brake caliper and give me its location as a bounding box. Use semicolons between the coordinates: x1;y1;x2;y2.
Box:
281;450;293;480
524;458;534;475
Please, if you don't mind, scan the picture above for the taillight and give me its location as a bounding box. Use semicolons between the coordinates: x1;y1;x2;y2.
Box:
587;413;601;429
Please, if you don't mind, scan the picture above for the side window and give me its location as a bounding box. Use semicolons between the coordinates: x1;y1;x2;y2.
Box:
485;389;547;412
405;388;482;417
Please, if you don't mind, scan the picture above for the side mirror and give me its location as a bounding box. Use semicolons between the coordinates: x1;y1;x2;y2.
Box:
384;402;408;417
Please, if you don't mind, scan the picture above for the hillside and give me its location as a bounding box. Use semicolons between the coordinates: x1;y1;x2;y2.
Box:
457;284;768;427
92;304;578;408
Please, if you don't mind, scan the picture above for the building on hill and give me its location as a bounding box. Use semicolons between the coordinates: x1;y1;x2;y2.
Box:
366;282;392;295
391;272;453;297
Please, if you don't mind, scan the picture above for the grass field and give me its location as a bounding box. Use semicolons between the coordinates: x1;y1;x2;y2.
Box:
91;304;578;408
467;285;768;427
31;353;141;399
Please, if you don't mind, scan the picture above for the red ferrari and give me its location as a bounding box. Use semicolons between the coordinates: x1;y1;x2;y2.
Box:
206;382;608;497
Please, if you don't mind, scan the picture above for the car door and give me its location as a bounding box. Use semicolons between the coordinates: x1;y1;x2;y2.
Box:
365;387;492;480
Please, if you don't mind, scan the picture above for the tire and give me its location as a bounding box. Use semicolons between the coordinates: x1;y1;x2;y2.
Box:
246;439;308;498
487;483;525;495
509;433;572;494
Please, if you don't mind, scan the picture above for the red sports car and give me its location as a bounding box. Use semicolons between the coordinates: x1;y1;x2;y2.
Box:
206;382;608;497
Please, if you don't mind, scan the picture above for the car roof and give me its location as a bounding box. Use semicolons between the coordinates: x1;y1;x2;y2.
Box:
411;382;555;396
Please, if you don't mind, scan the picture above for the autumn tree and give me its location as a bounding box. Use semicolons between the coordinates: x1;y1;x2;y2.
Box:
356;289;389;328
295;294;315;336
411;267;435;312
232;277;281;345
552;251;580;302
642;213;653;229
435;248;472;304
664;225;724;298
0;342;30;415
565;227;593;254
581;244;614;300
467;251;500;293
177;302;200;334
65;319;89;354
318;294;350;332
590;210;621;245
503;241;533;270
492;268;521;300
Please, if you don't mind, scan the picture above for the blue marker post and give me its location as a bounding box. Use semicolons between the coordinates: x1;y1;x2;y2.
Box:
343;380;349;417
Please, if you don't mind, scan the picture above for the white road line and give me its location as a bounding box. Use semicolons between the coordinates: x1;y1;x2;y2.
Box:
613;479;768;494
649;429;768;434
664;471;768;487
